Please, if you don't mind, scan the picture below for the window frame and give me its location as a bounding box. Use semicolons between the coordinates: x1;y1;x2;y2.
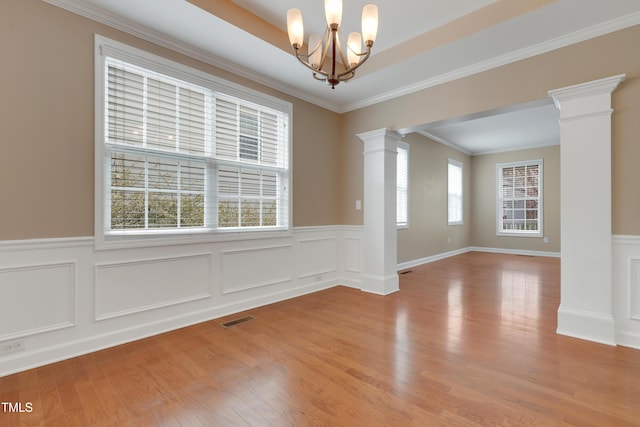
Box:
397;141;409;229
496;159;543;238
94;35;292;250
447;158;463;225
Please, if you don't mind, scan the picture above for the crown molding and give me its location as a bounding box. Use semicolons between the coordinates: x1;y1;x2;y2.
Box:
43;1;640;114
417;131;472;156
42;0;342;112
341;11;640;113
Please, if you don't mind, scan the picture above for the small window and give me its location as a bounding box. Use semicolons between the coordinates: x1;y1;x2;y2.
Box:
397;141;409;228
496;160;543;237
448;159;463;225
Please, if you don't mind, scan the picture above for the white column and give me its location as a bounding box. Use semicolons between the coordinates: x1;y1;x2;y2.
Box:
357;128;401;295
549;74;625;345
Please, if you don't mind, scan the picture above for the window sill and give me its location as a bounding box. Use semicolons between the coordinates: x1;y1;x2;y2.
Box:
95;227;292;251
496;232;543;238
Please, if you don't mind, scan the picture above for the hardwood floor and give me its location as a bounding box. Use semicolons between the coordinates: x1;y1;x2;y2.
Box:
2;252;640;426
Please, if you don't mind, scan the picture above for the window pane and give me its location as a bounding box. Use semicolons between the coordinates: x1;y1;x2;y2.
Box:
241;200;260;227
448;160;463;224
497;160;542;235
178;88;206;155
148;157;178;190
147;78;177;151
397;144;409;226
148;192;177;228
181;161;205;192
181;194;204;227
107;66;144;146
262;200;277;226
263;172;277;197
111;190;145;229
219;200;239;227
111;153;145;188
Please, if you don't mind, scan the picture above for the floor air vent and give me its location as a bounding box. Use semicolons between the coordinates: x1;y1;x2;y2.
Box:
222;316;256;328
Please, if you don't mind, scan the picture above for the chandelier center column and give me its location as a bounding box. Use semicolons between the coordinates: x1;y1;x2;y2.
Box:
358;128;401;295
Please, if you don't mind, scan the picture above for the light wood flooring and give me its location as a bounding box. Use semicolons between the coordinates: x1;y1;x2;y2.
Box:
2;252;640;426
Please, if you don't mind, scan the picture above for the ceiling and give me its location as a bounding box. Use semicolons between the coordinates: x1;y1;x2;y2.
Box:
46;0;640;153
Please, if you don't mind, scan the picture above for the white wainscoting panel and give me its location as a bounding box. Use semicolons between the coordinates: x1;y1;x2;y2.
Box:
0;227;362;376
221;244;293;294
0;262;76;340
95;254;213;320
631;258;640;320
612;235;640;349
297;237;338;279
344;236;361;273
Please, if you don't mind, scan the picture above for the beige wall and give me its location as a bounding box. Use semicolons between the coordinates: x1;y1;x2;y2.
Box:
470;145;561;253
397;133;471;263
3;1;640;243
341;25;640;236
0;0;341;240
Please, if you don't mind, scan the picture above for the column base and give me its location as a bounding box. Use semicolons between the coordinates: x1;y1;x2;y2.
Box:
361;273;399;296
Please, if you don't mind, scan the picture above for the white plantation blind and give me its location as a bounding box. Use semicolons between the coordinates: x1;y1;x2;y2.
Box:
448;159;463;224
397;142;409;227
103;55;289;235
497;160;542;236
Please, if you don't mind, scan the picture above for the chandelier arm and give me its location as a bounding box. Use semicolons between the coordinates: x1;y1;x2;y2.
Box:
293;47;330;78
337;46;371;80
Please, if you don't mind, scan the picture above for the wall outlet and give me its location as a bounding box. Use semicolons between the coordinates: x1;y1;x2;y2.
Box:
1;340;25;356
543;237;549;244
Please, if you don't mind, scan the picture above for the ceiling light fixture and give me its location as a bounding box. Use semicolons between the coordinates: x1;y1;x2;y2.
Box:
286;0;378;89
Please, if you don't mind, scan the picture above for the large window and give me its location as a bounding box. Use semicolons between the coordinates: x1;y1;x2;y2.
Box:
496;160;542;236
397;141;409;228
447;159;463;225
96;36;291;247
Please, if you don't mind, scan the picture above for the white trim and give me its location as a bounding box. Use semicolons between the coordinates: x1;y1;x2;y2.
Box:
0;261;77;341
447;158;463;225
0;226;358;376
0;280;337;378
417;131;473;156
470;246;560;258
496;159;544;238
396;246;560;271
396;141;410;228
612;234;640;246
343;15;640;112
43;1;640;114
397;247;471;271
43;0;342;113
557;306;616;346
94;253;214;321
94;35;293;251
0;236;93;252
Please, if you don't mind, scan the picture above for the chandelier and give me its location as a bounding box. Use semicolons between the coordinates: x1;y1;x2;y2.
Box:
286;0;378;89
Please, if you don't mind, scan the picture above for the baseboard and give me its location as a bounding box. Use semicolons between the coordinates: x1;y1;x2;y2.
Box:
615;331;640;350
396;245;560;271
0;279;338;377
470;246;561;258
557;306;616;346
397;247;471;270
